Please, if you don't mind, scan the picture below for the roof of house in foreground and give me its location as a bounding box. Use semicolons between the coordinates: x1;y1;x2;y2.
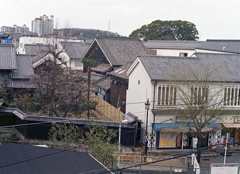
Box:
0;143;112;174
133;53;240;82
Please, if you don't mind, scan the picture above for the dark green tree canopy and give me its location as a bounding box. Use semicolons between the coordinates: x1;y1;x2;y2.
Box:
129;20;199;41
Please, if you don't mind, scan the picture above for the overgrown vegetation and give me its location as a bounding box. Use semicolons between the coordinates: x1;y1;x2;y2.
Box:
48;123;118;167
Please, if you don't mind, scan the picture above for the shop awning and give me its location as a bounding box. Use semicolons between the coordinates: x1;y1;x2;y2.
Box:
161;127;217;133
223;123;240;128
153;123;221;132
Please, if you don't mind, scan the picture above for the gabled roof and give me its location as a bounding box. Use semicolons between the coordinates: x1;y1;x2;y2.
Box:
11;54;35;79
60;41;89;59
132;53;240;82
0;44;17;70
144;40;205;49
82;36;151;66
196;40;240;53
0;143;112;174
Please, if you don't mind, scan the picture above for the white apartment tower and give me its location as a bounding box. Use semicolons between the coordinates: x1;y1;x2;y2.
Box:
31;15;54;36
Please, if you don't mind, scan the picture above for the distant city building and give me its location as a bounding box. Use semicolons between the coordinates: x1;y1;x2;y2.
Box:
1;24;29;33
31;15;54;36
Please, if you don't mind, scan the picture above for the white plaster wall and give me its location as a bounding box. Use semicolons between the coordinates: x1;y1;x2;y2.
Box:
156;49;195;57
195;49;233;54
126;60;154;128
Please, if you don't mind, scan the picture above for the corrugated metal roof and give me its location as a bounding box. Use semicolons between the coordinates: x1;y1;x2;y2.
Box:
144;40;204;49
139;53;240;82
61;41;89;59
90;36;151;66
0;44;17;70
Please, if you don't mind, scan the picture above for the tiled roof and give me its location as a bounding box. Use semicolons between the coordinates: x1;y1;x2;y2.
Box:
196;40;240;53
60;41;89;59
0;44;17;70
108;62;133;80
85;36;151;66
11;54;35;79
138;53;240;82
24;44;53;63
144;40;204;49
0;107;136;128
92;63;112;73
0;143;112;174
97;76;111;90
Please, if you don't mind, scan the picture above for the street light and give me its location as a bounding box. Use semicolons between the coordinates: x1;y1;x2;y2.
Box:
145;99;150;156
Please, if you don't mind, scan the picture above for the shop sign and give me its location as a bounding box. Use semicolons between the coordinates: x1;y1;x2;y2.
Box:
175;116;193;123
234;116;240;123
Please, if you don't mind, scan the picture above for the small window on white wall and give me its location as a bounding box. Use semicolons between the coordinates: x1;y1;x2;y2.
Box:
179;52;188;57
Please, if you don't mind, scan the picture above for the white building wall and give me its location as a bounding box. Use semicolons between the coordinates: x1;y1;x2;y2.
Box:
126;60;154;129
155;49;195;57
195;49;233;54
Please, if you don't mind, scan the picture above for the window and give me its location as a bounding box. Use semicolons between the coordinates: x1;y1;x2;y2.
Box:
158;85;177;106
179;52;188;57
224;86;240;106
190;87;208;106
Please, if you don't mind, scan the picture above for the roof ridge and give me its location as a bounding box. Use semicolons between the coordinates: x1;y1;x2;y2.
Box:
139;55;198;60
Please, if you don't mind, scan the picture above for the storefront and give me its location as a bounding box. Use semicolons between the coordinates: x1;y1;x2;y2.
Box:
153;123;221;148
222;122;240;147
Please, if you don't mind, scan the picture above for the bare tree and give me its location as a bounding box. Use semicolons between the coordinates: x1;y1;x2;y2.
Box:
171;62;223;162
29;23;97;117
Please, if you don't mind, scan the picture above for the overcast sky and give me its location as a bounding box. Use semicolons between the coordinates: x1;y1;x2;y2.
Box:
1;0;239;40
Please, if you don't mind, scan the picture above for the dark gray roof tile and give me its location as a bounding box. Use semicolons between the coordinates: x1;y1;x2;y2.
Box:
86;36;151;66
139;53;240;82
144;40;204;49
0;143;112;174
61;41;89;59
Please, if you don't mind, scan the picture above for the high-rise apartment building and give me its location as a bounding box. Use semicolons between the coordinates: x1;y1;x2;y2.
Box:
31;15;54;36
1;24;29;33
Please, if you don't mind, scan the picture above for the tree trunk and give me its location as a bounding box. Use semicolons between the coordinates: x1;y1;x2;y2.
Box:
196;133;202;163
